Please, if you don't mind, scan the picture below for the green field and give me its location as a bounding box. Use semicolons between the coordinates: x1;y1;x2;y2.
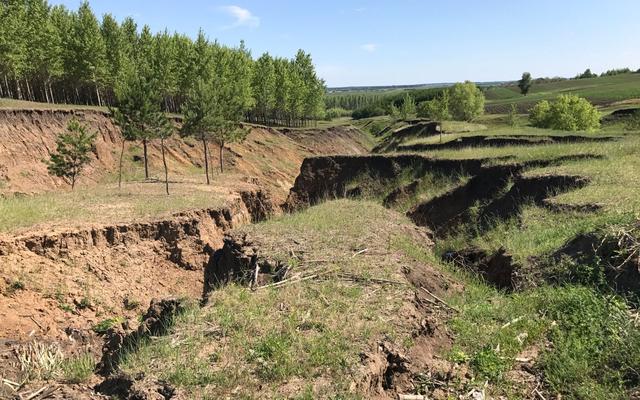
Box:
485;73;640;112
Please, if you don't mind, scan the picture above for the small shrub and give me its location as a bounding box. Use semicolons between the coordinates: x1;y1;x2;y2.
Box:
471;346;510;382
323;107;351;120
92;317;122;334
7;279;26;294
529;94;600;131
60;353;96;383
75;296;92;310
506;103;518;126
626;110;640;131
352;105;386;119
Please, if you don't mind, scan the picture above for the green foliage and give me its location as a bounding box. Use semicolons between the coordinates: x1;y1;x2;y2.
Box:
0;1;324;127
600;68;632;77
399;92;416;120
323;107;351;120
506;103;518;126
46;119;97;189
417;90;451;121
470;346;510;382
518;72;532;95
576;68;597;79
529;94;600;131
92;317;122;334
448;282;640;399
60;353;96;383
352;104;386;119
448;81;485;121
626;110;640;131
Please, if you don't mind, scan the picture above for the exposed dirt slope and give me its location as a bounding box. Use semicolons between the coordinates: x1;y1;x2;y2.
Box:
0;188;275;342
0;109;371;198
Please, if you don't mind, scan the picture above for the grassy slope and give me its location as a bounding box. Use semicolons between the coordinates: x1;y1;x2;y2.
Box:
119;200;430;399
362;115;640;398
485;73;640;111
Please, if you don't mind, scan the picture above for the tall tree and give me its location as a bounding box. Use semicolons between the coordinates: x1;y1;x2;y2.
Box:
181;78;223;184
518;72;532;96
251;52;276;124
448;81;485;121
111;63;164;188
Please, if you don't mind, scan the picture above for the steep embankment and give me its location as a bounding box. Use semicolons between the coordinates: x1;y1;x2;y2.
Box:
0;110;370;341
0;109;371;200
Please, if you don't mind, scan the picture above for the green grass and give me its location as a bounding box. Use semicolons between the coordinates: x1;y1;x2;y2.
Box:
446;280;640;399
0;97;109;111
485;73;640;112
0;182;227;233
119;199;423;398
59;353;96;383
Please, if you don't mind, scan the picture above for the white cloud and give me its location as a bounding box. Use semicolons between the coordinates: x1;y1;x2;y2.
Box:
220;5;260;29
360;43;377;52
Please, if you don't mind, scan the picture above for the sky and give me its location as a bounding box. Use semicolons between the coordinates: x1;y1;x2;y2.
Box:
50;0;640;87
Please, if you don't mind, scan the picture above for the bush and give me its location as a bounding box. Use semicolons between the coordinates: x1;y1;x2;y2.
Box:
323;107;351;121
626;110;640;131
448;81;485;121
529;94;600;131
352;104;386;119
417;91;451;121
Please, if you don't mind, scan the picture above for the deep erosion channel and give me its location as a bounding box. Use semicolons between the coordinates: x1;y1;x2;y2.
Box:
2;153;639;399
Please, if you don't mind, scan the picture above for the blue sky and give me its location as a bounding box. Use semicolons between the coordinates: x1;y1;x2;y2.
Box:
50;0;640;87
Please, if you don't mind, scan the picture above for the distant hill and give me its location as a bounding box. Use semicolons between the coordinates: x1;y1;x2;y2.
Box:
485;72;640;113
327;81;511;94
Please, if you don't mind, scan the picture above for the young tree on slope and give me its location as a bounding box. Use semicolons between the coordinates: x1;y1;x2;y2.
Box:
111;63;165;188
518;72;532;96
212;44;253;173
46;119;96;190
181;78;222;184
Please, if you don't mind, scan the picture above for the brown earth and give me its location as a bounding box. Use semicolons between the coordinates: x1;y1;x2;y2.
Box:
0;109;371;201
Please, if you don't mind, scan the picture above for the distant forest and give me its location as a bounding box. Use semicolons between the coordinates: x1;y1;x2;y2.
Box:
0;0;325;126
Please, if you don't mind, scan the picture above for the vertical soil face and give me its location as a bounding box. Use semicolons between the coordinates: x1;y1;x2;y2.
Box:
0;189;277;342
0;109;371;196
284;155;483;211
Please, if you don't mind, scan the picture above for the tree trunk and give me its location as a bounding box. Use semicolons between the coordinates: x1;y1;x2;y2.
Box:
49;83;55;104
202;138;210;185
118;138;126;189
95;84;102;107
15;78;22;100
219;142;224;174
143;139;149;180
161;138;169;195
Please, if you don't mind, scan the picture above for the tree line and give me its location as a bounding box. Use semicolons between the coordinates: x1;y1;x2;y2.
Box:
0;0;325;126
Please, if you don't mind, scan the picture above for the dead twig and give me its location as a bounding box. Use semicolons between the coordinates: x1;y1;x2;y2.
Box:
29;316;45;331
420;286;459;313
501;316;524;329
256;267;338;290
534;388;547;400
24;385;48;400
351;248;368;257
337;273;407;286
